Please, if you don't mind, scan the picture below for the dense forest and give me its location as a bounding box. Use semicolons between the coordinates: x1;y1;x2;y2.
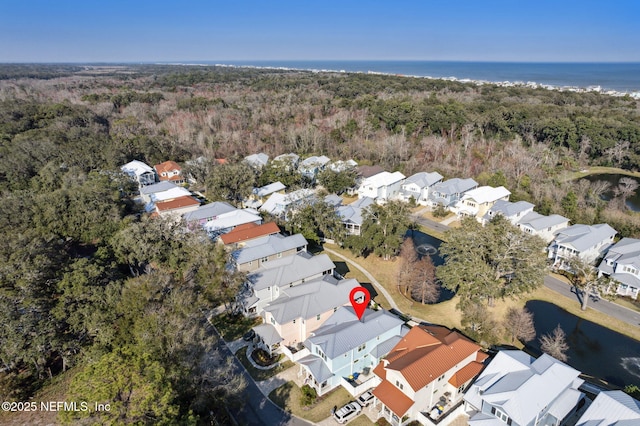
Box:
0;64;639;423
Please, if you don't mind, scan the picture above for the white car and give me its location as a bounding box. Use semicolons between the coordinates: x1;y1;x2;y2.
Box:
357;390;374;407
334;401;362;424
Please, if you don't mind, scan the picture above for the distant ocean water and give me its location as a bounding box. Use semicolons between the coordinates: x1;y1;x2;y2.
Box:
200;60;640;94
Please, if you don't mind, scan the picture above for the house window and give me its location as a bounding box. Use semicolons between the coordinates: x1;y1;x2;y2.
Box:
437;374;445;381
491;407;512;425
395;380;404;390
261;257;268;263
357;343;366;352
270;317;275;324
334;307;338;312
277;253;282;258
317;314;321;320
292;319;296;324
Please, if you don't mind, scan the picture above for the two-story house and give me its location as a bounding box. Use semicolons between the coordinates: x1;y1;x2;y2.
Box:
517;212;571;243
482;200;534;226
597;237;640;300
244;152;269;169
357;171;406;203
218;222;281;248
336;197;375;236
398;172;444;205
576;390;640;425
372;325;487;426
273;152;300;171
240;251;335;316
464;350;585;426
259;188;315;220
249;181;286;207
231;233;307;272
453;186;511;220
139;181;192;208
121;160;156;187
299;155;331;182
548;223;617;267
253;276;360;358
154;160;184;184
298;307;406;397
183;201;237;229
427;178;478;209
203;208;262;239
154;196;201;218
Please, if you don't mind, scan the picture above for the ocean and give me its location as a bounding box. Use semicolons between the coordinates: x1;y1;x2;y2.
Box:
202;60;640;94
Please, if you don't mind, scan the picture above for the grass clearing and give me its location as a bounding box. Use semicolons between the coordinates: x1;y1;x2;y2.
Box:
269;381;360;423
210;312;261;342
236;346;294;381
562;166;640;182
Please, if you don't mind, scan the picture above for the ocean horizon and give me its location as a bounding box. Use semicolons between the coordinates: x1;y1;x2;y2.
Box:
185;60;640;94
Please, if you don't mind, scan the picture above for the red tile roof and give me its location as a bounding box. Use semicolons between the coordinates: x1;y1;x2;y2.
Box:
219;222;280;244
155;195;200;212
372;379;414;418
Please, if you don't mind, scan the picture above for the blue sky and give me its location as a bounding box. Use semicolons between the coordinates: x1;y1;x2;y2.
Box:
1;0;638;63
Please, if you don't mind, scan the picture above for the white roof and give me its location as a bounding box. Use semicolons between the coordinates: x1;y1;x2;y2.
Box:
461;186;511;204
301;155;331;167
121;160;153;176
204;209;261;232
150;186;192;202
554;223;617;252
253;181;286;197
248;252;335;291
361;171;405;189
245;153;269;167
576;390;640;426
259;189;314;216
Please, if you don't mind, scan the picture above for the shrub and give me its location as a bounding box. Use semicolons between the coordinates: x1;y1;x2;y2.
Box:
300;384;317;406
432;204;449;218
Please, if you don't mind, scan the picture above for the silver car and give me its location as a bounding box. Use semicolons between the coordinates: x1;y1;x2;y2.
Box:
333;401;362;424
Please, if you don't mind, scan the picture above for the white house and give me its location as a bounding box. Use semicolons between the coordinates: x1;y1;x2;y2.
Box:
336;197;375;236
575;390;640;426
298;307;406;396
357;171;405;203
244;152;269;169
427;178;478;209
259;189;315;220
597;238;640;300
372;325;487;426
548;223;617;266
299;155;331;181
464;350;585;426
482;200;534;226
398;172;443;205
121;160;156;187
517;212;571;243
453;185;511;219
203;209;262;239
273;153;300;170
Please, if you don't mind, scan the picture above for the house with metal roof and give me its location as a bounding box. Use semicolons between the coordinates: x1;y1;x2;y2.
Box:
218;222;281;248
482;200;535;226
259;188;315;220
597;238;640;300
244;152;269;169
298;307;406;397
427;178;479;209
399;172;444;205
575;390;640;426
121;160;156;187
154;160;184;184
183;201;237;227
239;251;335;316
273;152;300;170
548;223;617;266
299;155;331;181
253;276;360;358
357;171;406;203
138;181;192;211
516;211;570;243
453;186;511;220
231;233;307;272
464;350;585;426
154;195;201;217
336;197;375;236
203;208;262;239
371;325;487;426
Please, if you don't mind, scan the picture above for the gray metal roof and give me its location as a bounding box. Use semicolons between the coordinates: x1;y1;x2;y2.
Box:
304;307;404;359
554;223;617;252
139;181;177;195
517;211;569;231
431;178;478;196
324;193;343;207
601;238;640;269
298;354;335;383
245;152;269;167
263;276;360;324
370;334;405;359
232;233;307;265
487;200;534;218
403;172;443;189
336;197;375;225
253;181;286;197
576;390;640;426
252;323;283;346
183;201;237;222
248;252;335;291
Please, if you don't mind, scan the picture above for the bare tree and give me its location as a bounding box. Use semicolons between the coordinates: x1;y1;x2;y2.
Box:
617;177;639;208
398;238;417;296
539;324;569;362
589;180;611;206
409;256;440;304
605;140;630;167
504;307;536;343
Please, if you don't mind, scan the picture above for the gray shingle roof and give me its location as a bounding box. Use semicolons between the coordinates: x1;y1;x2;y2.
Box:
263;276;360;324
248;252;335;291
304;307;404;359
232;233;307;265
554;223;617;252
336;197;375;225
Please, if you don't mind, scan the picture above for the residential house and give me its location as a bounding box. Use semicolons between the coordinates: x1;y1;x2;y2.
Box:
597;238;640;300
273;153;300;171
482;200;535;226
259;188;315;220
399;172;444;205
248;181;286;207
372;325;487;426
516;212;571;243
244;152;269;169
337;197;375;236
183;201;237;228
453;186;511;219
121;160;156;187
350;165;385;196
253;276;360;358
204;208;262;239
139;181;192;207
231;233;308;272
299;155;331;181
427;178;479;209
464;350;585;426
575;390;640;426
298;307;406;396
218;222;281;248
357;171;406;203
324;193;343;208
548;223;617;267
154;196;201;218
154;160;185;184
239;251;335;316
329;159;358;173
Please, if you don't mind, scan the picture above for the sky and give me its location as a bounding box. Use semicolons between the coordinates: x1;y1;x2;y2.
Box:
1;0;639;63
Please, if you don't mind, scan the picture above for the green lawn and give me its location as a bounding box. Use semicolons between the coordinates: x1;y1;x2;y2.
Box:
210;312;261;342
236;346;295;381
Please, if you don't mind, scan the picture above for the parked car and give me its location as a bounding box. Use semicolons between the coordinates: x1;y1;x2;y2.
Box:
242;329;256;341
357;390;374;407
333;401;361;424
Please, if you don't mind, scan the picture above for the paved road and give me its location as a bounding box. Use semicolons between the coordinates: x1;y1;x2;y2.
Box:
411;214;450;235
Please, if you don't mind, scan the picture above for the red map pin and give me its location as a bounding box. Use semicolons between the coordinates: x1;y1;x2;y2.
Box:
349;286;371;321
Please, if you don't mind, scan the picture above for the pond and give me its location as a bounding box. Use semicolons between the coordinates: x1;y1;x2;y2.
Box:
407;230;455;303
582;173;640;212
525;300;640;387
